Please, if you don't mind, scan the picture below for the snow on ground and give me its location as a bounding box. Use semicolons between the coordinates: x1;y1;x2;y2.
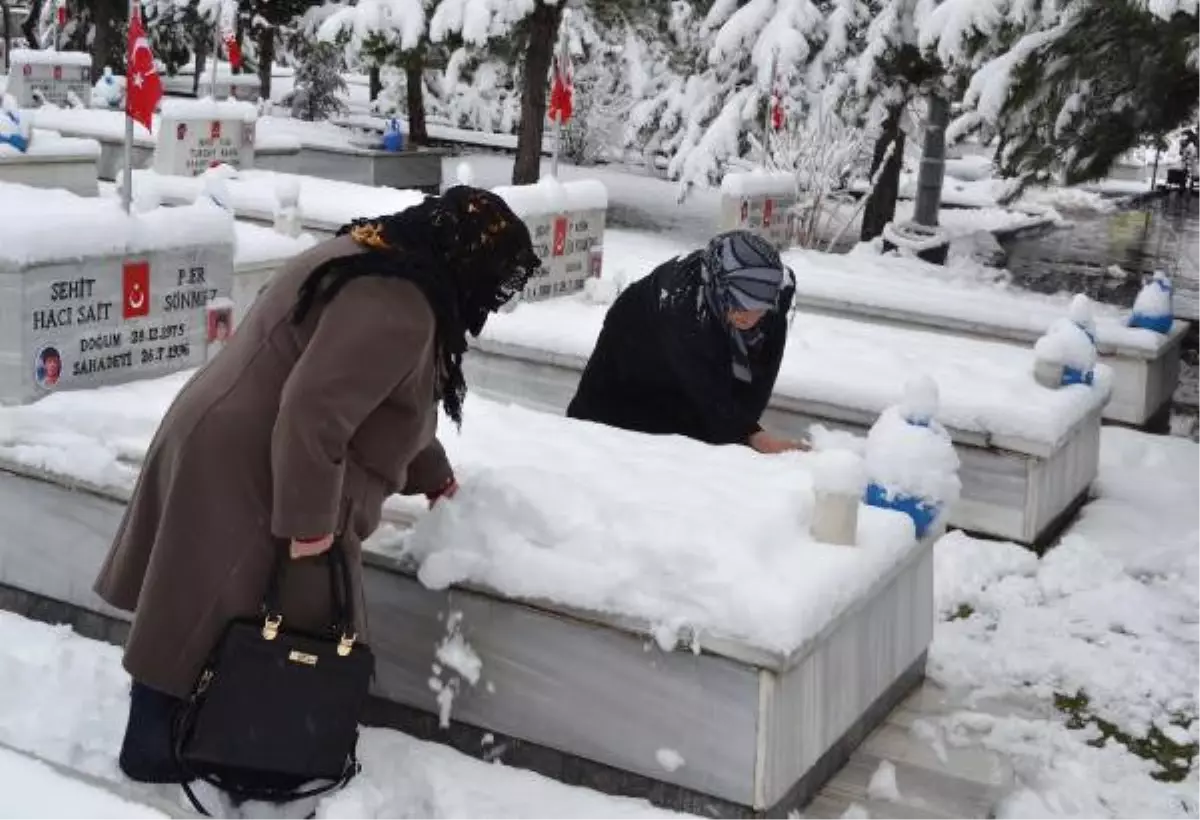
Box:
0;610;684;818
927;427;1199;818
0;744;166;818
479;230;1112;450
0;372;917;654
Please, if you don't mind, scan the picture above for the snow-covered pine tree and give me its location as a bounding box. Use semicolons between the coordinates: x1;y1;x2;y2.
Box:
424;46;521;131
292;38;349;120
319;0;434;140
558;3;635;165
429;0;569;183
660;0;830;193
921;0;1199;186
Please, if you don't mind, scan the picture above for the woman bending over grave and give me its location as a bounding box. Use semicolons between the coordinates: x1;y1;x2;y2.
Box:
567;230;806;454
92;186;541;791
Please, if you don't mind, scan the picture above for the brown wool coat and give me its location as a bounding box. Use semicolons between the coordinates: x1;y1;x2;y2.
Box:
93;235;453;698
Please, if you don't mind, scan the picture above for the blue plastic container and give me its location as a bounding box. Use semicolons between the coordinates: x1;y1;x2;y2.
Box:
1061;366;1095;387
381;119;405;152
863;482;941;539
0;110;29;153
1128;275;1173;334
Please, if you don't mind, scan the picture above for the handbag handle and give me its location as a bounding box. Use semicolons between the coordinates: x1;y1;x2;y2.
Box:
259;539;358;656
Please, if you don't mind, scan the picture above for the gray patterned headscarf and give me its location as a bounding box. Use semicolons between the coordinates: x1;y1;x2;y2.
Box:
699;230;791;382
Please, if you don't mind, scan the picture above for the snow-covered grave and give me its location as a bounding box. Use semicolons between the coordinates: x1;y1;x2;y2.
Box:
254;116;447;193
0;182;235;404
0;380;936;815
782;246;1188;429
493;175;607;303
30;105;303;182
335;112;558;157
720;170;799;249
0;122;102;196
460;230;1112;548
161;71;263;103
152;98;257;176
230;220;316;327
131;165;425;236
4;49;92;108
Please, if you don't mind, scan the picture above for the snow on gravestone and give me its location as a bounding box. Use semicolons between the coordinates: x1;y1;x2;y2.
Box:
0;192;235;404
719;171;798;250
5;49;93;108
492;177;607;303
153;98;256;178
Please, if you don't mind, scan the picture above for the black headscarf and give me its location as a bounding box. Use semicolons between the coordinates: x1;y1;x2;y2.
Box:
292;185;541;426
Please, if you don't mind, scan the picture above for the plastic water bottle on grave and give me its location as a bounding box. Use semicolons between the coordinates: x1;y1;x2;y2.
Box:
382;118;404;152
1128;270;1174;334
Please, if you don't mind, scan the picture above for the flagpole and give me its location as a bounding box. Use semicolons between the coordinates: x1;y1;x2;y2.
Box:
763;50;777;171
550;16;568;179
209;21;220;98
122;1;136;214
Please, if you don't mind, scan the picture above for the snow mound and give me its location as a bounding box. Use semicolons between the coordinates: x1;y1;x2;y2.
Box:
404;396;918;654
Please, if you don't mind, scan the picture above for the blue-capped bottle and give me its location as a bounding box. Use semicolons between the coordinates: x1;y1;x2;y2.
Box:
1128;270;1173;334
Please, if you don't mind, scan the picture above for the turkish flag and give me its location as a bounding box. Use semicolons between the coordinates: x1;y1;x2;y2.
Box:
125;4;163;132
224;34;242;71
552;217;568;257
548;54;573;125
763;198;774;228
123;261;151;319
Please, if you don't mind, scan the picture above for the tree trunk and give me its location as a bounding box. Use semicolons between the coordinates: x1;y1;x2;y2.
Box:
256;25;273;100
512;1;563;185
405;52;427;146
20;0;39;48
90;0;122;81
1;0;12;72
368;64;381;101
861;102;906;242
193;36;207;94
913;93;949;228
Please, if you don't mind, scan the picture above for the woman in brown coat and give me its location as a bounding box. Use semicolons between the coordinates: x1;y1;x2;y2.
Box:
92;186;540;785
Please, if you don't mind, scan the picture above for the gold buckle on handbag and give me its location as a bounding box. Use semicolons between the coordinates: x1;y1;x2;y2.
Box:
337;632;356;657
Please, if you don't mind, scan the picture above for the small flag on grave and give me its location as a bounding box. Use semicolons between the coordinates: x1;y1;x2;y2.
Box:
125;3;163;131
548;51;573;125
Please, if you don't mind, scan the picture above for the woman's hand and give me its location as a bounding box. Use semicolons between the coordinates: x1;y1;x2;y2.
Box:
290;534;334;559
749;430;810;454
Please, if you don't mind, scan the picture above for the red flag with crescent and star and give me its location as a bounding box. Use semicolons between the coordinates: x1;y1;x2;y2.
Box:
219;0;242;70
125;4;162;131
548;51;573;125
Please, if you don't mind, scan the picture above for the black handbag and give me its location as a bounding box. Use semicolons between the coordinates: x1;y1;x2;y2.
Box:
173;540;375;816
